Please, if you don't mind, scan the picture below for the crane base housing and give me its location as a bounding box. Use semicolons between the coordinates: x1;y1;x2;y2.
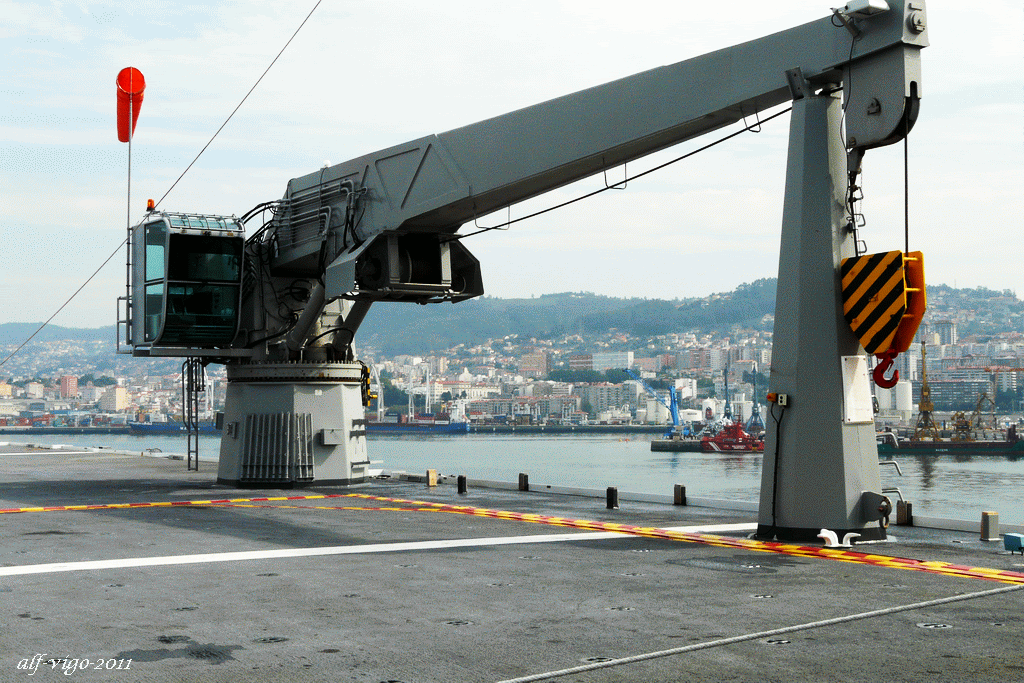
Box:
216;362;370;487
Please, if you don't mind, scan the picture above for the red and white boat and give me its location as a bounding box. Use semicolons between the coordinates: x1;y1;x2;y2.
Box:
700;422;764;453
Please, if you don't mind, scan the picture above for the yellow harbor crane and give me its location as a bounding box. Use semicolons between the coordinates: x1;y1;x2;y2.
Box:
912;341;942;441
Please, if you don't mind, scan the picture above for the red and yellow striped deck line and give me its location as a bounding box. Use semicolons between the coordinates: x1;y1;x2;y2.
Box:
3;490;1023;585
0;493;354;514
343;493;1024;586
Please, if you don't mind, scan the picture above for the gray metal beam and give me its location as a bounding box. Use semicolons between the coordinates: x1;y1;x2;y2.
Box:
757;91;884;541
269;4;925;292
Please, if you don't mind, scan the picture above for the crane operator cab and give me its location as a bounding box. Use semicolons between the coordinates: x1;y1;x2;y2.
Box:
125;212;244;355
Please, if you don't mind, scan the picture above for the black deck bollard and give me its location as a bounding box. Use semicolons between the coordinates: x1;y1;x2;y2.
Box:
674;484;687;506
897;500;913;526
457;475;468;494
606;486;619;509
518;473;529;491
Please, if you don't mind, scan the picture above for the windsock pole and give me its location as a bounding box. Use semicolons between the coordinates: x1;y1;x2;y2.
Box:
117;67;145;333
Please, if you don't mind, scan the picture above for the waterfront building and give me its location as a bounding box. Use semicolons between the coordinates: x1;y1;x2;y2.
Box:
59;375;78;399
935;319;958;345
912;379;992;411
465;396;579;424
98;386;129;412
568;354;593;371
79;385;106;403
519;351;550;378
645;397;673;424
676;378;698;400
592;351;633;371
576;382;642;415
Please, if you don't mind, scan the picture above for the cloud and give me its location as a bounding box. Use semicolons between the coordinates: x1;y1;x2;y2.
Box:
1;0;1021;326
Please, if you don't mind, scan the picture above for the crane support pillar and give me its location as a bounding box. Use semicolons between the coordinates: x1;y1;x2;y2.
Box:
216;362;370;487
757;91;886;541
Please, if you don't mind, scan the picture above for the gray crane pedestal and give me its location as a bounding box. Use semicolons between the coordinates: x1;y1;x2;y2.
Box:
216;362;370;487
756;92;887;542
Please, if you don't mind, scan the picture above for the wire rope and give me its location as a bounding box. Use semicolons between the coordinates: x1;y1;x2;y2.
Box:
495;584;1024;683
0;237;128;368
452;106;793;242
151;0;323;210
904;119;911;255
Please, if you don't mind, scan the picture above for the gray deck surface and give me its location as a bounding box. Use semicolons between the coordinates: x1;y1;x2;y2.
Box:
1;444;1022;682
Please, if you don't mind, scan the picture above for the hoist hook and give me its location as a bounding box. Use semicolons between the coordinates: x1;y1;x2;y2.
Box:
872;350;899;389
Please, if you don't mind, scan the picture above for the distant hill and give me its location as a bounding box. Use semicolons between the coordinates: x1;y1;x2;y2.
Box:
3;279;1021;364
0;323;175;379
358;279;778;354
0;285;775;360
573;279;777;339
0;323;111;346
359;291;643;355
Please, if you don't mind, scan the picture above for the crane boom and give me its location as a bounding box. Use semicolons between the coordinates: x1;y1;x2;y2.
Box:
625;369;681;438
267;6;924;306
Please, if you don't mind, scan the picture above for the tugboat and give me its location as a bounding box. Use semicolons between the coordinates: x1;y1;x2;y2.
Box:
699;365;765;453
700;421;764;453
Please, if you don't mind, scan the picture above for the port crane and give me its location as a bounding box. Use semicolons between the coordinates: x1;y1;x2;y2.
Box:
624;368;685;438
745;364;766;436
120;2;927;541
947;365;1024;439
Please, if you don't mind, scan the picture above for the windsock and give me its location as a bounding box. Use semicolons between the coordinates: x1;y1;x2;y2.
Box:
116;67;146;142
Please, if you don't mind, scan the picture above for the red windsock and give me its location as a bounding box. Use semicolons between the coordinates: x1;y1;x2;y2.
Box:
116;67;146;142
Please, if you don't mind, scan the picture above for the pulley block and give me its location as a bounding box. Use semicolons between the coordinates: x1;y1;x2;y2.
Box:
840;250;926;388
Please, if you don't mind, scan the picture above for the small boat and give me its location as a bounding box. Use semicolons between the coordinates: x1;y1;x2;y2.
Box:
700;422;764;453
650;437;703;452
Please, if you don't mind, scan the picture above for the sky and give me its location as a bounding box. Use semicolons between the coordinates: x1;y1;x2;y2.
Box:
1;0;1021;329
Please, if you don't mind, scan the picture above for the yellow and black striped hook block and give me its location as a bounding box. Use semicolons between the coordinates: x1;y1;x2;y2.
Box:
840;250;926;356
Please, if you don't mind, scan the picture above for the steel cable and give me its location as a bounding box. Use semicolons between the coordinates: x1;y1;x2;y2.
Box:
0;1;323;367
452;106;793;241
495;584;1024;683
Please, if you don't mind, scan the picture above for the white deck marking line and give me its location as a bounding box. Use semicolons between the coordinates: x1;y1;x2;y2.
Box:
1;451;100;456
663;523;756;533
0;523;756;577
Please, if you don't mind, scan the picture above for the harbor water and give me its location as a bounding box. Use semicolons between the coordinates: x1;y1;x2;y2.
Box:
8;432;1023;525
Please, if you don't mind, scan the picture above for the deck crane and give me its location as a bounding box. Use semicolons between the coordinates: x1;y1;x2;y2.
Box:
624;369;685;439
119;2;927;542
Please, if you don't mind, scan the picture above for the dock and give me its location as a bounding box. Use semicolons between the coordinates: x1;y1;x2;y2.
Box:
2;443;1022;682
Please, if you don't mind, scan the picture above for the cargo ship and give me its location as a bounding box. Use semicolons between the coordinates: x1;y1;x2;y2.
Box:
127;417;470;436
876;436;1024;456
128;420;221;435
366;420;470;434
366;412;470;435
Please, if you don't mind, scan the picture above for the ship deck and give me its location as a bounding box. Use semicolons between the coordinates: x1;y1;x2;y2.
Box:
2;442;1023;682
